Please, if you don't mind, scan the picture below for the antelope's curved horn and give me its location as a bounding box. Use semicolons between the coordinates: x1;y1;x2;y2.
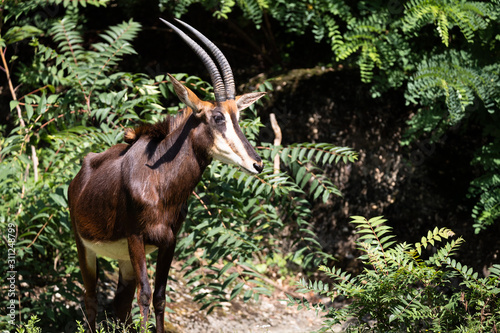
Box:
160;18;226;102
174;19;236;100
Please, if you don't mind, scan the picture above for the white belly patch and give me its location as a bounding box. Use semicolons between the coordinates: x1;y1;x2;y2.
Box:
81;237;158;261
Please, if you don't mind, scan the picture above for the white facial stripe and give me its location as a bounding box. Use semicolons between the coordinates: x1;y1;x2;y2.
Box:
210;111;259;173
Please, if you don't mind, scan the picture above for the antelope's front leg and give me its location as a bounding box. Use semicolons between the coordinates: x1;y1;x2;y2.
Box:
128;235;151;332
153;237;176;333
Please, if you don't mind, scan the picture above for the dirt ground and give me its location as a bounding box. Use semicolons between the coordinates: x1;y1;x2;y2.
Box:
164;287;327;333
159;266;348;333
91;261;339;333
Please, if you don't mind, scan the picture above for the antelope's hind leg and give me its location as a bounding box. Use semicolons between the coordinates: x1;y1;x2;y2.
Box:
114;260;137;327
74;235;98;333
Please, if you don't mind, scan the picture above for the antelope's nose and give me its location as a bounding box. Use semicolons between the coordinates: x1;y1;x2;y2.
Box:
253;162;264;173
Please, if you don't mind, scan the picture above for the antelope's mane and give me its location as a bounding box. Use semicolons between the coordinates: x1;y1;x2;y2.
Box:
124;108;192;144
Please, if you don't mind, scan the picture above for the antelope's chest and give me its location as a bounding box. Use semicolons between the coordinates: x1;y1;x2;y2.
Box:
81;238;158;261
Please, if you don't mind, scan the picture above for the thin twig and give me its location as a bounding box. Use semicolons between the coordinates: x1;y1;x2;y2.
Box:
31;145;39;183
1;46;40;183
269;113;282;175
193;191;212;216
39;110;79;129
0;46;25;127
26;213;54;249
15;164;30;216
18;85;52;101
45;143;64;172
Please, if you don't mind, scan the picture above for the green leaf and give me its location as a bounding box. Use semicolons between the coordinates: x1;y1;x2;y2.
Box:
26;103;34;121
230;283;245;301
9;100;20;111
36;93;47;116
3;25;43;44
49;193;67;208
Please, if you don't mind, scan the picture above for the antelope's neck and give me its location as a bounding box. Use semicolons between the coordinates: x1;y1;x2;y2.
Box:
144;114;211;204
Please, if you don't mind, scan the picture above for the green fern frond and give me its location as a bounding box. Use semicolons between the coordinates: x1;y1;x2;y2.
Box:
237;0;265;28
390;296;434;324
471;188;500;232
258;143;357;202
385;242;418;271
324;15;343;46
3;0;108;21
292;217;500;331
351;216;393;248
471;180;500;229
410;58;472;113
358;44;379;83
335;14;386;61
488;264;500;278
351;216;396;272
318;265;363;295
88;19;141;91
414;226;455;255
46;17;141;102
286;279;327;314
93;19;140;66
333;12;394;82
406;50;498;133
213;0;236;19
46;17;92;98
426;236;464;267
445;257;498;295
50;18;85;67
469;141;500;233
403;0;491;46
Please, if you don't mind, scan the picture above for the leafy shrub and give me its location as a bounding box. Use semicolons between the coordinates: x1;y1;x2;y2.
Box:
289;216;500;332
178;140;357;312
15;316;42;333
0;1;357;331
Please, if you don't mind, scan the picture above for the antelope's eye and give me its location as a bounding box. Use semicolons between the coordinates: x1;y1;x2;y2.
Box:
213;113;225;124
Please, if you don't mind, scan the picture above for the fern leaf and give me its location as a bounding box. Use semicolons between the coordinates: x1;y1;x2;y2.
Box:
415;227;455;255
469;142;500;233
403;0;491;45
406;50;498;136
50;18;84;67
237;0;264;28
258;143;356;202
88;20;141;92
488;264;500;278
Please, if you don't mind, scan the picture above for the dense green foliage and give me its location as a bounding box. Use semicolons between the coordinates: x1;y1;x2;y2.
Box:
289;216;500;332
0;1;357;331
2;0;499;332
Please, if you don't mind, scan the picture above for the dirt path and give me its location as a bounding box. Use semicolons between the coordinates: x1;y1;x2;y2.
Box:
94;261;346;333
159;266;331;333
165;294;325;333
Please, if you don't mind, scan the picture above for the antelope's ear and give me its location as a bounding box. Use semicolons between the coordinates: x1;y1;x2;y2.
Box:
235;92;266;112
168;74;204;113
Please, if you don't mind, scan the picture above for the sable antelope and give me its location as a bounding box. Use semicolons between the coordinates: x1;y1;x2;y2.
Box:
68;18;266;333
